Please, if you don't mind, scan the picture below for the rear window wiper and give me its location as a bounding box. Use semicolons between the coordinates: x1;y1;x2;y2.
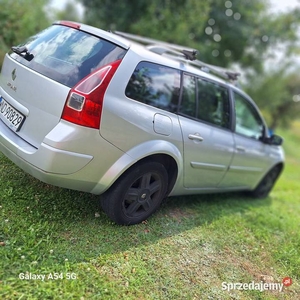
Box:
11;46;34;61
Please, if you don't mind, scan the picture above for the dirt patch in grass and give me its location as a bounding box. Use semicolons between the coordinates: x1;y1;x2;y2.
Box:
166;207;195;222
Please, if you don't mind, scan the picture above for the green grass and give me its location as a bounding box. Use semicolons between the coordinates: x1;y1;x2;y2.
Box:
1;123;300;299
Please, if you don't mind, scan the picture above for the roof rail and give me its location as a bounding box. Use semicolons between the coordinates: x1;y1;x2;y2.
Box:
114;31;197;61
165;54;240;81
145;45;198;61
114;31;240;82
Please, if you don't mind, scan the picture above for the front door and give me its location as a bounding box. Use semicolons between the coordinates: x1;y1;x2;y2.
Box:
219;91;269;188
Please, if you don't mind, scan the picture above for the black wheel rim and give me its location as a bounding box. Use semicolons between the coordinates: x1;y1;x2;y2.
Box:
123;171;163;218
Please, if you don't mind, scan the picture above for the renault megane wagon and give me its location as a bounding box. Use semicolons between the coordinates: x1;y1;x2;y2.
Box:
0;21;284;224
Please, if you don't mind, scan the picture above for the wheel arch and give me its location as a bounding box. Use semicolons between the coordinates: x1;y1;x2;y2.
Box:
274;161;284;175
250;161;284;198
262;161;284;186
132;153;178;196
92;140;182;195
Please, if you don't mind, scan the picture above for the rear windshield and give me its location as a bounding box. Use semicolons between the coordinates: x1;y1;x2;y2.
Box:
10;25;126;87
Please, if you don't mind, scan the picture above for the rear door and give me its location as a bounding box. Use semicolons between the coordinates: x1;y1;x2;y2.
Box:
0;23;126;148
179;73;235;188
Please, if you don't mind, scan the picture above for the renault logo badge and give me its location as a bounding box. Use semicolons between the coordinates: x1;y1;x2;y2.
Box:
11;68;17;81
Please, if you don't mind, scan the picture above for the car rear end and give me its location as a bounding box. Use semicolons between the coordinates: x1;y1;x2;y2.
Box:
0;21;129;192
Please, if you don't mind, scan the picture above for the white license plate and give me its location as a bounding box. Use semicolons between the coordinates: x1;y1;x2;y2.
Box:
0;97;25;132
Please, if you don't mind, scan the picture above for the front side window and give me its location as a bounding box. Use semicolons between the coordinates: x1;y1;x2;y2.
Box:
180;74;230;129
125;62;181;112
10;25;126;87
234;92;264;140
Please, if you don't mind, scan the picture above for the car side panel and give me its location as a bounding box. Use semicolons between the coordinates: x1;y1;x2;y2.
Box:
99;51;184;162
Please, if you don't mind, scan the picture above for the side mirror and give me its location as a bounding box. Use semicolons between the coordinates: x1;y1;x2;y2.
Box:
265;134;284;146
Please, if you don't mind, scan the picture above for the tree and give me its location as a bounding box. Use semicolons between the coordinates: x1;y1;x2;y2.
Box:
81;0;210;49
200;0;300;71
82;0;150;31
246;67;300;129
52;1;83;22
129;0;210;48
80;0;300;72
0;0;50;65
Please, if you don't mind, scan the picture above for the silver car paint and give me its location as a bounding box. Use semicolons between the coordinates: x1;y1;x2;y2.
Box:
0;23;285;198
1;54;70;148
178;115;235;189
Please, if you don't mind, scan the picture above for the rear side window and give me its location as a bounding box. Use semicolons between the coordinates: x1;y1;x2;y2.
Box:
125;61;181;113
10;25;126;87
180;74;231;129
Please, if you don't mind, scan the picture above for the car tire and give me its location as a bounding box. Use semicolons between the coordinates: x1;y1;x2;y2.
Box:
100;161;168;225
250;165;282;199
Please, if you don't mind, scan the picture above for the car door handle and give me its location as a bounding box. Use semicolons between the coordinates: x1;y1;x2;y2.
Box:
236;145;246;152
188;133;204;142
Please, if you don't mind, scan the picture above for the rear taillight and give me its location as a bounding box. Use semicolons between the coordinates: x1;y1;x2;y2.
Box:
61;59;122;129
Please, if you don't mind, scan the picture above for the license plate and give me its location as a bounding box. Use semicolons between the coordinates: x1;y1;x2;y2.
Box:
0;97;25;132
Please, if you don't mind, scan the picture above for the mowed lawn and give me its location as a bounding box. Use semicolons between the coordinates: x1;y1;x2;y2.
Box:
0;122;299;299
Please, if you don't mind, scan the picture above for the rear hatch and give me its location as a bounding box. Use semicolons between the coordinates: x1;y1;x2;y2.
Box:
0;22;127;148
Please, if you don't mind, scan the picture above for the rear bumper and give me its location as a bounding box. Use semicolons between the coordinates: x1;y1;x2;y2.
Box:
0;119;98;191
0;141;98;192
0;118;93;172
0;120;126;193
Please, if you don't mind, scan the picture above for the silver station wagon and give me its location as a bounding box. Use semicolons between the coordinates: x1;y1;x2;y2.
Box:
0;21;284;224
